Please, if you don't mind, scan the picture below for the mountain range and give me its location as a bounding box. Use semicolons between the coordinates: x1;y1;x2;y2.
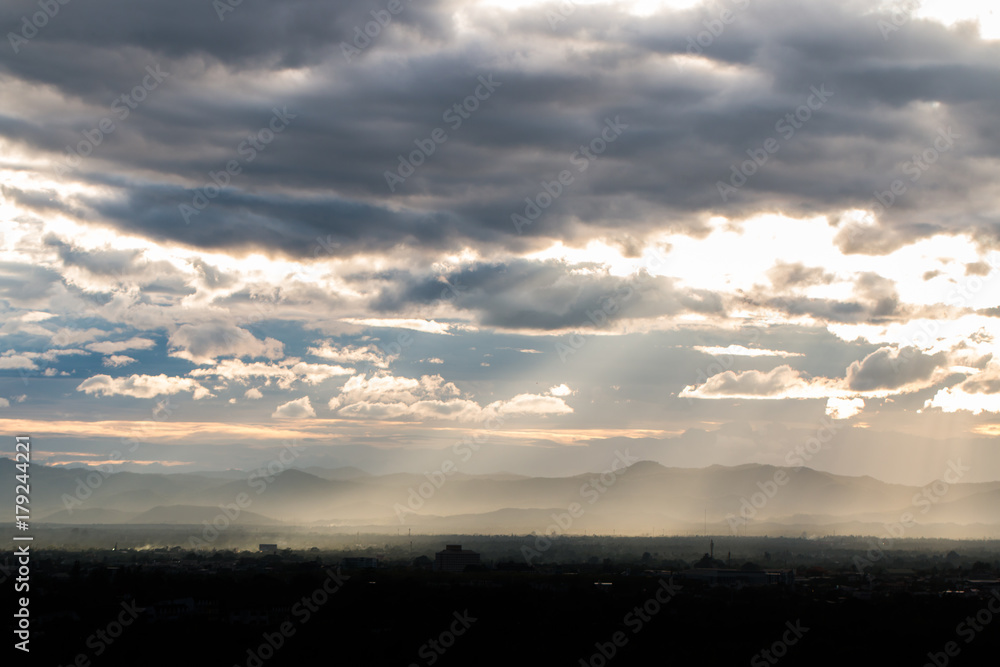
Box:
3;458;998;538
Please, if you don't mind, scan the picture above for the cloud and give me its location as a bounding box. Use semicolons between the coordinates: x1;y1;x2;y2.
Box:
685;345;952;403
306;341;392;368
694;345;804;358
0;0;995;266
379;260;724;331
0;398;9;408
76;374;213;399
488;393;574;417
0;353;38;370
86;337;156;354
168;323;284;364
845;347;947;391
965;262;992;277
103;355;137;367
328;373;572;422
833;222;911;256
955;365;1000;394
340;319;453;335
244;387;263;400
190;358;353;389
853;273;900;319
50;327;108;346
329;374;462;411
272;396;316;419
682;365;814;399
0;262;62;305
766;262;834;290
549;384;574;396
925;363;1000;415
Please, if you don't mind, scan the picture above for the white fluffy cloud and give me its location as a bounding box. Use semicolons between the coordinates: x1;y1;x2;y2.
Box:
693;345;804;358
307;341;392;368
681;365;831;400
272;396;316;419
190;358;354;389
488;393;574;417
683;345;960;407
328;373;572;422
329;374;462;410
0;352;37;370
76;374;213;399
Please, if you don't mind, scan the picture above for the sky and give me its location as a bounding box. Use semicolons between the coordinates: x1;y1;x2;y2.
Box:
1;0;999;485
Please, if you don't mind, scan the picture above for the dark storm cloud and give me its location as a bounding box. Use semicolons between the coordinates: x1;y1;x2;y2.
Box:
2;0;998;257
372;259;724;330
0;0;458;87
85;185;470;257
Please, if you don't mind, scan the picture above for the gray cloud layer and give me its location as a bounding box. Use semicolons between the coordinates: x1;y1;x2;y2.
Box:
1;0;998;259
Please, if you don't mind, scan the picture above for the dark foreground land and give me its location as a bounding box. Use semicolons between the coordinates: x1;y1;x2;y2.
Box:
4;531;1000;666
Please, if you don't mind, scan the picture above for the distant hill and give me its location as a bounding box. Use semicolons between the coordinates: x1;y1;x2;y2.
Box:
3;457;998;538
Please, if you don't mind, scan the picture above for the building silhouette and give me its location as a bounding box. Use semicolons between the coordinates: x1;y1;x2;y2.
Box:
433;544;480;572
